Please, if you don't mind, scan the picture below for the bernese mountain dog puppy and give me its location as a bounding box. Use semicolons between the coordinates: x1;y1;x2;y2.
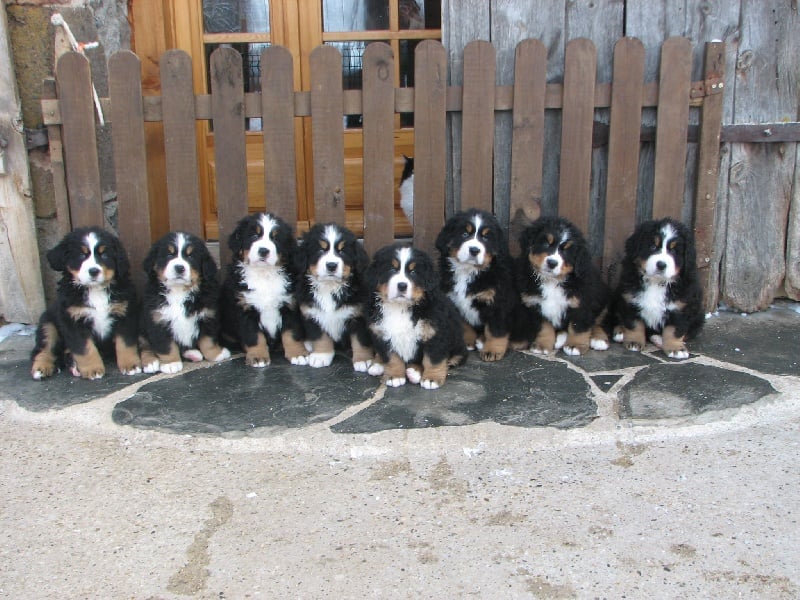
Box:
435;209;517;361
294;223;374;371
365;243;467;389
220;212;307;367
612;217;704;359
513;216;610;356
140;232;230;374
30;227;141;380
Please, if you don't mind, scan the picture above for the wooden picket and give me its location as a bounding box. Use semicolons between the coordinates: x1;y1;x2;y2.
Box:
42;37;726;307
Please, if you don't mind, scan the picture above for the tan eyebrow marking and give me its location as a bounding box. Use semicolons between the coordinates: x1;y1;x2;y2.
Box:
391;258;400;269
185;245;194;256
546;234;555;245
337;240;345;252
320;240;329;250
168;244;176;254
466;223;474;234
562;240;573;250
669;240;677;250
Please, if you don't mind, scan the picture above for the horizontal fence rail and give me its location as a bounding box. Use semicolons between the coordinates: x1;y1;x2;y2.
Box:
43;37;725;308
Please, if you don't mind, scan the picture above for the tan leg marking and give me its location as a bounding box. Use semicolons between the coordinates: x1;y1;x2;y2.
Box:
533;320;556;354
382;352;407;382
311;333;335;355
157;341;182;364
565;325;591;355
198;336;229;361
622;320;646;351
73;340;105;379
244;332;270;366
421;355;448;388
661;325;688;356
481;330;509;362
281;330;308;362
350;335;373;365
31;322;59;379
462;321;478;349
115;335;142;374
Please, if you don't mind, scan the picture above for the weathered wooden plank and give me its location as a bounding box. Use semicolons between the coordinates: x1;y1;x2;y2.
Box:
722;0;798;312
508;38;546;255
108;51;151;293
558;38;596;235
460;40;496;213
694;42;725;312
210;47;248;267
652;37;693;220
787;156;800;299
310;44;346;226
56;52;104;228
160;49;202;236
260;46;298;229
361;42;395;257
603;37;644;279
413;40;447;256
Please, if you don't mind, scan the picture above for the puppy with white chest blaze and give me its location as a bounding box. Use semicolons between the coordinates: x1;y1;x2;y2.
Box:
295;223;373;371
512;216;610;356
435;210;518;362
220;212;308;367
30;227;142;380
140;232;230;374
611;217;704;359
366;243;467;389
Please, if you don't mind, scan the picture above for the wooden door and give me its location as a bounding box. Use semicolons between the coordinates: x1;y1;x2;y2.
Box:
156;0;440;240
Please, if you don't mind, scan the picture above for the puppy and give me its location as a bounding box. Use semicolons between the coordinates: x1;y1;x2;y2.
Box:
435;209;517;361
612;217;704;359
30;227;141;380
294;223;373;370
399;154;414;224
365;243;467;389
220;213;308;367
513;216;610;356
140;232;230;373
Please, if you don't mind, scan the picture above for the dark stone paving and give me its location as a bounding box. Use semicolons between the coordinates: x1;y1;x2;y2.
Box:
1;302;798;434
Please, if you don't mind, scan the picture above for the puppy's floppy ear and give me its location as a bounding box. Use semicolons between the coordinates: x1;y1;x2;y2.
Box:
353;239;370;274
113;235;131;280
227;220;246;256
571;240;592;279
200;245;219;281
143;240;159;276
46;236;70;272
676;221;697;275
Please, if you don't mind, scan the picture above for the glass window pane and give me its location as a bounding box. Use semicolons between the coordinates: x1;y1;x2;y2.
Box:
323;0;388;32
203;0;270;34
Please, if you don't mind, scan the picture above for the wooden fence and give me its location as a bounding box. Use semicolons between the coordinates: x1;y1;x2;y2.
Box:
41;38;724;309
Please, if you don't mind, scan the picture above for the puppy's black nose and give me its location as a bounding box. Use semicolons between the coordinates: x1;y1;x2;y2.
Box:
258;247;269;258
174;264;185;275
656;261;667;272
397;281;408;293
88;267;101;278
469;246;480;257
326;261;338;273
546;258;559;270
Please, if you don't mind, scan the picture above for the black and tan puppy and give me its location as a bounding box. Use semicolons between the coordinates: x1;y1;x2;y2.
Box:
612;217;704;359
365;243;467;389
140;232;230;374
513;216;610;356
294;223;373;371
220;212;307;367
435;209;517;361
30;227;141;380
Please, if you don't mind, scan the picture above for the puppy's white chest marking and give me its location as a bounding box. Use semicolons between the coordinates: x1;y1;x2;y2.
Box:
158;289;201;348
376;303;419;362
526;279;568;328
241;265;290;338
448;262;480;326
86;287;114;339
635;281;678;330
306;280;356;342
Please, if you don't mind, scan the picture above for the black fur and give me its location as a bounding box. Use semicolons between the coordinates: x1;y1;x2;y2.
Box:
435;209;518;360
30;227;140;379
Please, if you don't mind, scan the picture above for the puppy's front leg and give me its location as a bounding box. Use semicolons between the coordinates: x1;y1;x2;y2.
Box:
622;320;646;352
308;333;335;368
72;339;105;380
115;334;142;375
244;331;270;368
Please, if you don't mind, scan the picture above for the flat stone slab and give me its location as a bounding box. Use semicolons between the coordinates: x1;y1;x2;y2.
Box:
332;351;596;433
561;343;657;372
619;362;777;420
113;355;377;435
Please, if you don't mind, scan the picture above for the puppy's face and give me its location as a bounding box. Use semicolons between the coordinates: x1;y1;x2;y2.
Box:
521;218;585;280
301;224;365;283
370;244;436;305
230;213;292;268
47;228;125;288
436;210;502;269
632;220;687;282
146;232;212;289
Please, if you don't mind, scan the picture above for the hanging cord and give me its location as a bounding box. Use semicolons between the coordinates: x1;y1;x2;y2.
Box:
50;13;105;126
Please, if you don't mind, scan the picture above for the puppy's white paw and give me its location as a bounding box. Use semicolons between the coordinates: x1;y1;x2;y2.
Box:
183;349;203;362
121;365;142;375
466;345;476;351
386;377;406;387
475;339;485;351
303;341;313;352
612;331;624;343
142;360;160;374
213;348;231;362
308;352;335;368
562;345;582;357
160;361;183;374
554;332;568;350
290;355;309;366
590;339;609;351
32;370;44;381
531;346;550;355
368;363;385;377
406;367;422;385
650;334;664;348
70;365;81;378
420;379;440;390
353;359;372;373
667;349;690;360
250;359;269;368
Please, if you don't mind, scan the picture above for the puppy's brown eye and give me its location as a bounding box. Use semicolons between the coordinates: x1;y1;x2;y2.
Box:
320;240;329;251
408;262;417;274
